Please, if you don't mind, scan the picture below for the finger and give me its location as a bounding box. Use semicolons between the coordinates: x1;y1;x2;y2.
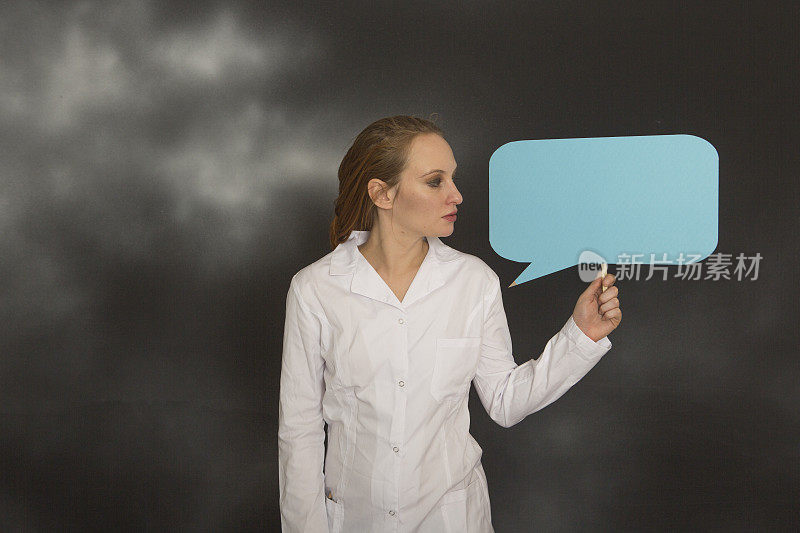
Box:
599;298;619;314
602;273;616;290
598;285;618;304
603;307;622;324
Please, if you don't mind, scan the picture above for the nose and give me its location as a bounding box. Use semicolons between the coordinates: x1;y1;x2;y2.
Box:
449;180;463;205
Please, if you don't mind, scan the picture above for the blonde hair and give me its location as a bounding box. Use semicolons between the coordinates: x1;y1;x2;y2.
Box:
329;114;444;249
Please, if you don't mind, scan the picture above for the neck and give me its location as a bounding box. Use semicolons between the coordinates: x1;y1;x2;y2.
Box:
357;225;429;278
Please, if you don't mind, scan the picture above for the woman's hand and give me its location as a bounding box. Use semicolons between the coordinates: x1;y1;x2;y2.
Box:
572;273;622;342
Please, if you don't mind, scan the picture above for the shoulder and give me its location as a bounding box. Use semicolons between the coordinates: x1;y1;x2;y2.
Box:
291;251;332;286
438;240;501;288
461;252;499;283
288;249;336;308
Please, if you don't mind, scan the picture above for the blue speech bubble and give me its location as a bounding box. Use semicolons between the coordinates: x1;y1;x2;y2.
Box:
488;134;718;287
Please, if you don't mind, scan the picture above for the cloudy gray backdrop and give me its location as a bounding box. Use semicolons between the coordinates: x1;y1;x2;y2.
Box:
1;0;797;530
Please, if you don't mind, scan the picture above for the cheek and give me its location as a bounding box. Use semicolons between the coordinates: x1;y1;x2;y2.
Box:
402;190;437;215
418;196;441;217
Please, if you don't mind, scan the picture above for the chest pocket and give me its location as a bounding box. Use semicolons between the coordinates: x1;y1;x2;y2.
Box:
431;337;482;402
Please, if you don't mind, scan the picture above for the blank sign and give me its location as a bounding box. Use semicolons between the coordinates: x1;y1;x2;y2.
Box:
488;134;719;287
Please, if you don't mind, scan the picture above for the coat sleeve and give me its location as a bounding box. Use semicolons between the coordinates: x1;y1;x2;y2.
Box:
473;269;612;428
278;275;329;532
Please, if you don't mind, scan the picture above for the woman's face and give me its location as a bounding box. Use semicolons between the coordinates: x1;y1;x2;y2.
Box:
386;133;463;238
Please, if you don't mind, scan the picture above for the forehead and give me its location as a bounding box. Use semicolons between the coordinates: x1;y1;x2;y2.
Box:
405;134;456;173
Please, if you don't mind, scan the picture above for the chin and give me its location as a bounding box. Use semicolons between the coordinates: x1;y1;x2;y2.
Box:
438;225;455;238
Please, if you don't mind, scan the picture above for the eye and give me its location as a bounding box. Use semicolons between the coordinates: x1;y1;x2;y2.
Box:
428;174;457;188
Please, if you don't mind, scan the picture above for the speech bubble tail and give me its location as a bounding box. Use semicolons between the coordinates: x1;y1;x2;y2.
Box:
509;263;540;288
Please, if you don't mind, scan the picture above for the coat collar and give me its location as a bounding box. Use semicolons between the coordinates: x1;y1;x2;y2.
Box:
329;230;463;307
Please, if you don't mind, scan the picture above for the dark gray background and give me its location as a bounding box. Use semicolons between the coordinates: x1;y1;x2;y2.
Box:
1;0;797;530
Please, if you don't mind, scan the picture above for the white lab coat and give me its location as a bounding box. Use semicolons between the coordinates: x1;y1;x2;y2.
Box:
278;230;612;532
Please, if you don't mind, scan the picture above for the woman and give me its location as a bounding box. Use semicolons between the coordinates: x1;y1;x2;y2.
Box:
278;115;621;532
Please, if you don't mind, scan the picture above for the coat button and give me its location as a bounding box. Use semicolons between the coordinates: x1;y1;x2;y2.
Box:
393;446;399;453
398;318;405;324
388;510;396;516
398;380;405;387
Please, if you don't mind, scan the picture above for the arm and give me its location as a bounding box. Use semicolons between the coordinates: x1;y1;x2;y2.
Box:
473;271;612;428
278;276;328;532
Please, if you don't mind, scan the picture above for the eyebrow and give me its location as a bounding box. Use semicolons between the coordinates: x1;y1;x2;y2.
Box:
418;166;457;179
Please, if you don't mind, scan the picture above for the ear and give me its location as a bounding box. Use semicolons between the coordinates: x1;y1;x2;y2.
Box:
367;179;393;208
